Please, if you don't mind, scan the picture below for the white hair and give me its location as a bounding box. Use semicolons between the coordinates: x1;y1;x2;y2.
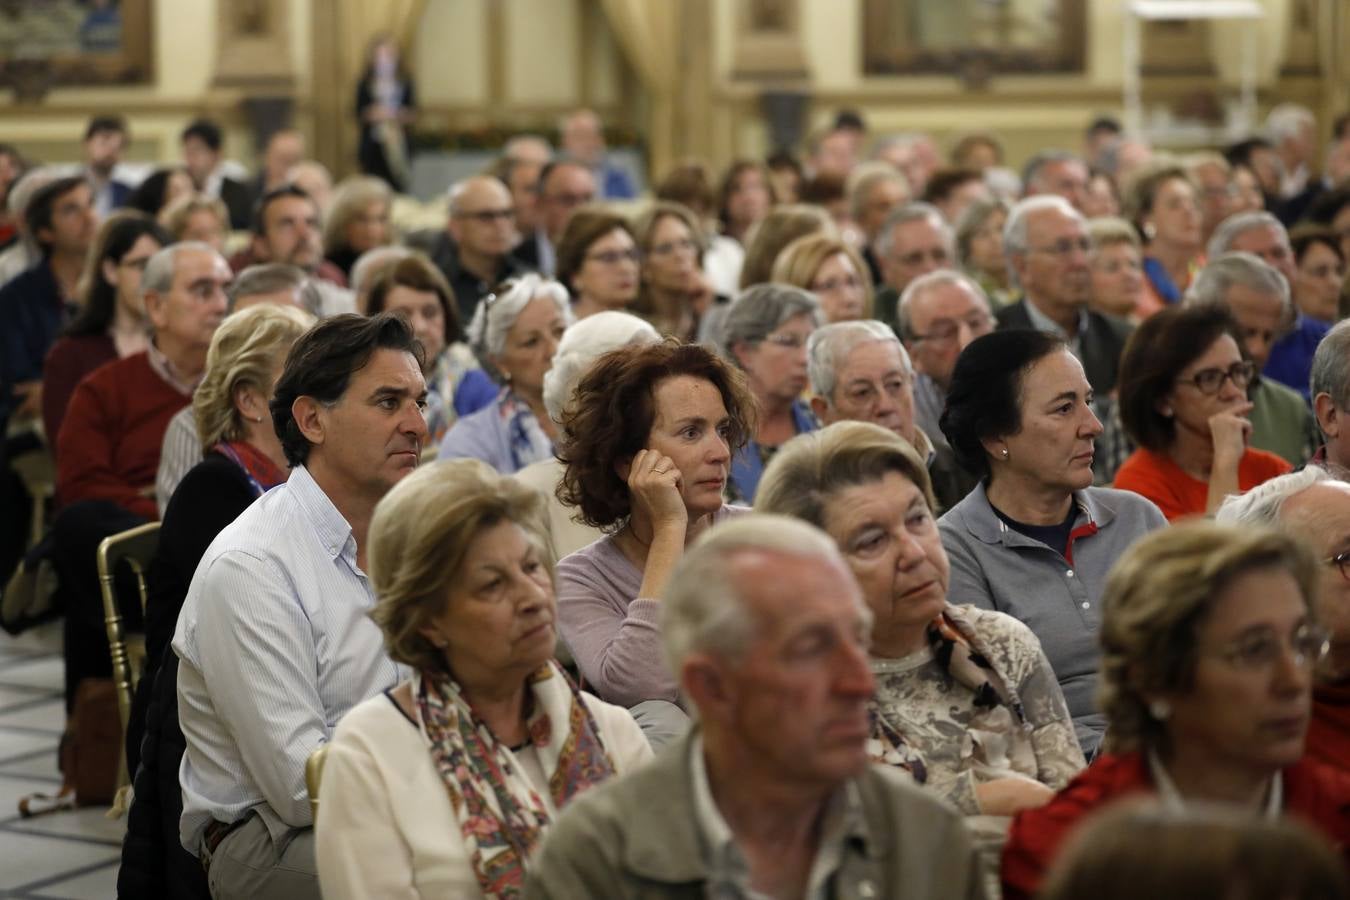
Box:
466;272;574;358
142;241;220;298
1215;465;1332;528
1003;194;1083;257
1311;319;1350;424
1206;211;1288;261
662;514;862;674
541;311;659;422
807;320;908;401
871;202;950;261
896;268;990;342
350;245;414;303
1265;103;1316;144
1186;251;1291;321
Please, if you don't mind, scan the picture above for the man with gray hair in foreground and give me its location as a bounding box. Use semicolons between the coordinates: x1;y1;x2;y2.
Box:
1217;466;1350;768
525;515;985;900
808;318;977;510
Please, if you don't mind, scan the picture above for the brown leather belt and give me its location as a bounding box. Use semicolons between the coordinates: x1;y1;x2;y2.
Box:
200;818;244;872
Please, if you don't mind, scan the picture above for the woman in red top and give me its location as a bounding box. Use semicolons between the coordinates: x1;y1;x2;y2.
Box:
1002;522;1350;899
1113;305;1290;520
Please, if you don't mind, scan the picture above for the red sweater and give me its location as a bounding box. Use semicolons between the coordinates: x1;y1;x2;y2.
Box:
1001;751;1350;900
42;333;118;446
55;351;189;520
1112;446;1291;522
1309;682;1350;773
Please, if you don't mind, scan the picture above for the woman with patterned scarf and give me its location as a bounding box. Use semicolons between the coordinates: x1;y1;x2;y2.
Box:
756;420;1086;885
315;459;652;899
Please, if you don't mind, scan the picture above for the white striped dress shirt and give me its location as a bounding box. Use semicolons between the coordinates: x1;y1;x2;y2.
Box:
173;464;406;854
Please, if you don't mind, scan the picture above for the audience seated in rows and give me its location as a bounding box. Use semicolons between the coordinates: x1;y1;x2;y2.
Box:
514;159;595;277
1312;320;1350;474
938;329;1167;754
315;459;651;898
243;184;355;316
526;515;985;899
432;174;526;322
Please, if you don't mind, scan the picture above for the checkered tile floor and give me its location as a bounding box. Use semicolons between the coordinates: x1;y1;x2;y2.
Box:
0;623;122;899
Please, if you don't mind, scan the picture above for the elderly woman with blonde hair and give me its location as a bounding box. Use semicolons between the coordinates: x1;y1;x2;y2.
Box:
756;421;1084;886
315;460;652;899
771;232;874;323
1002;522;1350;899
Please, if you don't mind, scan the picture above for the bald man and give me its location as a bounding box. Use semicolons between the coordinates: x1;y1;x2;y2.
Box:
434;174;526;322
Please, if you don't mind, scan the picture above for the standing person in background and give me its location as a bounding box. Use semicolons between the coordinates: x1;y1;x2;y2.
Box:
356;34;416;192
560;108;635;200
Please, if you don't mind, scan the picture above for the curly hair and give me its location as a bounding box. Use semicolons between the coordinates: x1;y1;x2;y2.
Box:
1097;521;1317;755
555;339;756;531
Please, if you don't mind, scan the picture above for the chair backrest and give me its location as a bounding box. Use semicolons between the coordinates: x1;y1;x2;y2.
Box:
96;522;160;740
306;744;329;822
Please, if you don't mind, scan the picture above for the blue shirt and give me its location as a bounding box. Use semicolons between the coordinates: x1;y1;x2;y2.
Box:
1264;313;1330;402
0;260;72;426
173;465;405;852
729;399;817;504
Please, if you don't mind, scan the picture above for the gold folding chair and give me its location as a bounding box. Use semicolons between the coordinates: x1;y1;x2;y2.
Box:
96;521;160;792
306;744;330;822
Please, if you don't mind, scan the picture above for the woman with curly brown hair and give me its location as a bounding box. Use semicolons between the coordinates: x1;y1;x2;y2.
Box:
553;340;755;732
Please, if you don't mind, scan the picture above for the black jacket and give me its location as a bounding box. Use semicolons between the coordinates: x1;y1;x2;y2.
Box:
995;299;1134;397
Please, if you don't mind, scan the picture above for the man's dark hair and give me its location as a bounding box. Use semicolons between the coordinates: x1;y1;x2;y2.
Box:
833;109;867;133
181;118;224;152
536;157;588;199
85;115;128;142
26;175;88;255
252;183;314;236
1086;116;1122;139
1224;137;1275;170
270;312;426;467
939;329;1066;481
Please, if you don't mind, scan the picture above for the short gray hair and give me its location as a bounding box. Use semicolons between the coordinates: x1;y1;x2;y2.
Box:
1022;150;1083;192
228;263;306;308
142;241;220;298
807;320;908;400
871;201;951;261
1311;319;1350;425
350;245;414;303
1186;251;1290;320
896;268;989;342
1265;103;1315;144
719;283;823;361
466;272;574;358
541;310;659;422
1003;194;1082;257
1207;211;1288;261
662;514;860;673
1216;466;1332;528
847;161;909;222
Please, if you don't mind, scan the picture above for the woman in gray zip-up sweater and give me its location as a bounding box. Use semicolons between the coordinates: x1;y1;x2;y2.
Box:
936;330;1166;757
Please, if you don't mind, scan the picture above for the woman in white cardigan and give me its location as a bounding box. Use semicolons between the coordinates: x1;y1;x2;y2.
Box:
315;459;652;899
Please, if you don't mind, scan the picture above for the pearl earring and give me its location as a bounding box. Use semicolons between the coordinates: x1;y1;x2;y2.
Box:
1148;699;1171;721
1000;448;1009;459
1143;222;1157;241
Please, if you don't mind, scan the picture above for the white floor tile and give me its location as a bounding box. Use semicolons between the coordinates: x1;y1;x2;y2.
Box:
0;828;119;890
0;656;64;691
0;620;63;658
7;803;127;844
0;728;56;763
0;696;65;733
21;857;124;899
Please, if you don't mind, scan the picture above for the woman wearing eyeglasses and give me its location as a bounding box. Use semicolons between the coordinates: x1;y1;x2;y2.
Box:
1113;305;1291;521
1001;521;1350;899
554;209;640;321
630;201;722;342
438;274;573;474
771;232;875;323
718;283;824;503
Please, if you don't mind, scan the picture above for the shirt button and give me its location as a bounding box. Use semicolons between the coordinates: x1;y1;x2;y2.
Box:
1066;569;1075;578
1081;602;1090;609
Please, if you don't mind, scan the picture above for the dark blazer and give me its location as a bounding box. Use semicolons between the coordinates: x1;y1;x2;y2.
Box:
218;177;255;231
996;299;1133;396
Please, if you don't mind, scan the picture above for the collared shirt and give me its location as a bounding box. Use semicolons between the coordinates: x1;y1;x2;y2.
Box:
1148;748;1282;818
173;465;406;853
156;405;202;515
145;340;201;397
690;735;862;900
1023;299;1090;361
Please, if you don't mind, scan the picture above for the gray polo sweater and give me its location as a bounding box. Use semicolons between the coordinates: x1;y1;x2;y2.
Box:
938;483;1166;757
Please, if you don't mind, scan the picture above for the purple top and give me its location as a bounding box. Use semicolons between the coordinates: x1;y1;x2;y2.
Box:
556;505;747;709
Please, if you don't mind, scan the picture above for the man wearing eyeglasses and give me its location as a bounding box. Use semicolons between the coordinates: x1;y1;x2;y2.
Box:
1310;319;1350;476
1186;252;1317;468
895;270;993;460
997;195;1133;397
871;202;954;336
512;159;596;277
1217;466;1350;770
434;175;526;323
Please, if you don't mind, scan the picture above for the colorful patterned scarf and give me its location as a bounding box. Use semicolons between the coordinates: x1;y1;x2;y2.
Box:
868;606;1025;784
416;662;616;899
213;440;287;497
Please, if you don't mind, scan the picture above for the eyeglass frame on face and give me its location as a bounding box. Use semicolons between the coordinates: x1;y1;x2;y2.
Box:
1176;360;1256;396
891;247;950;268
646;237;699;258
455;207;516;225
909;312;995;345
1203;622;1330;672
760;331;810;350
1027;237;1093;259
1325;550;1350;584
585;247;640;266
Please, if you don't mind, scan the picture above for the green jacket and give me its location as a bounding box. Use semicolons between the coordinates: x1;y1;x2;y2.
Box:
524;728;987;900
1249;376;1317;467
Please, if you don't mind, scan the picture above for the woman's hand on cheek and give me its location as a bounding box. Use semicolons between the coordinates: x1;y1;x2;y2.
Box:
627;448;688;531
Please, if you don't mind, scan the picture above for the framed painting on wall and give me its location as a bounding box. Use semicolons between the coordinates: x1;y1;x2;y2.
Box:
0;0;154;96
